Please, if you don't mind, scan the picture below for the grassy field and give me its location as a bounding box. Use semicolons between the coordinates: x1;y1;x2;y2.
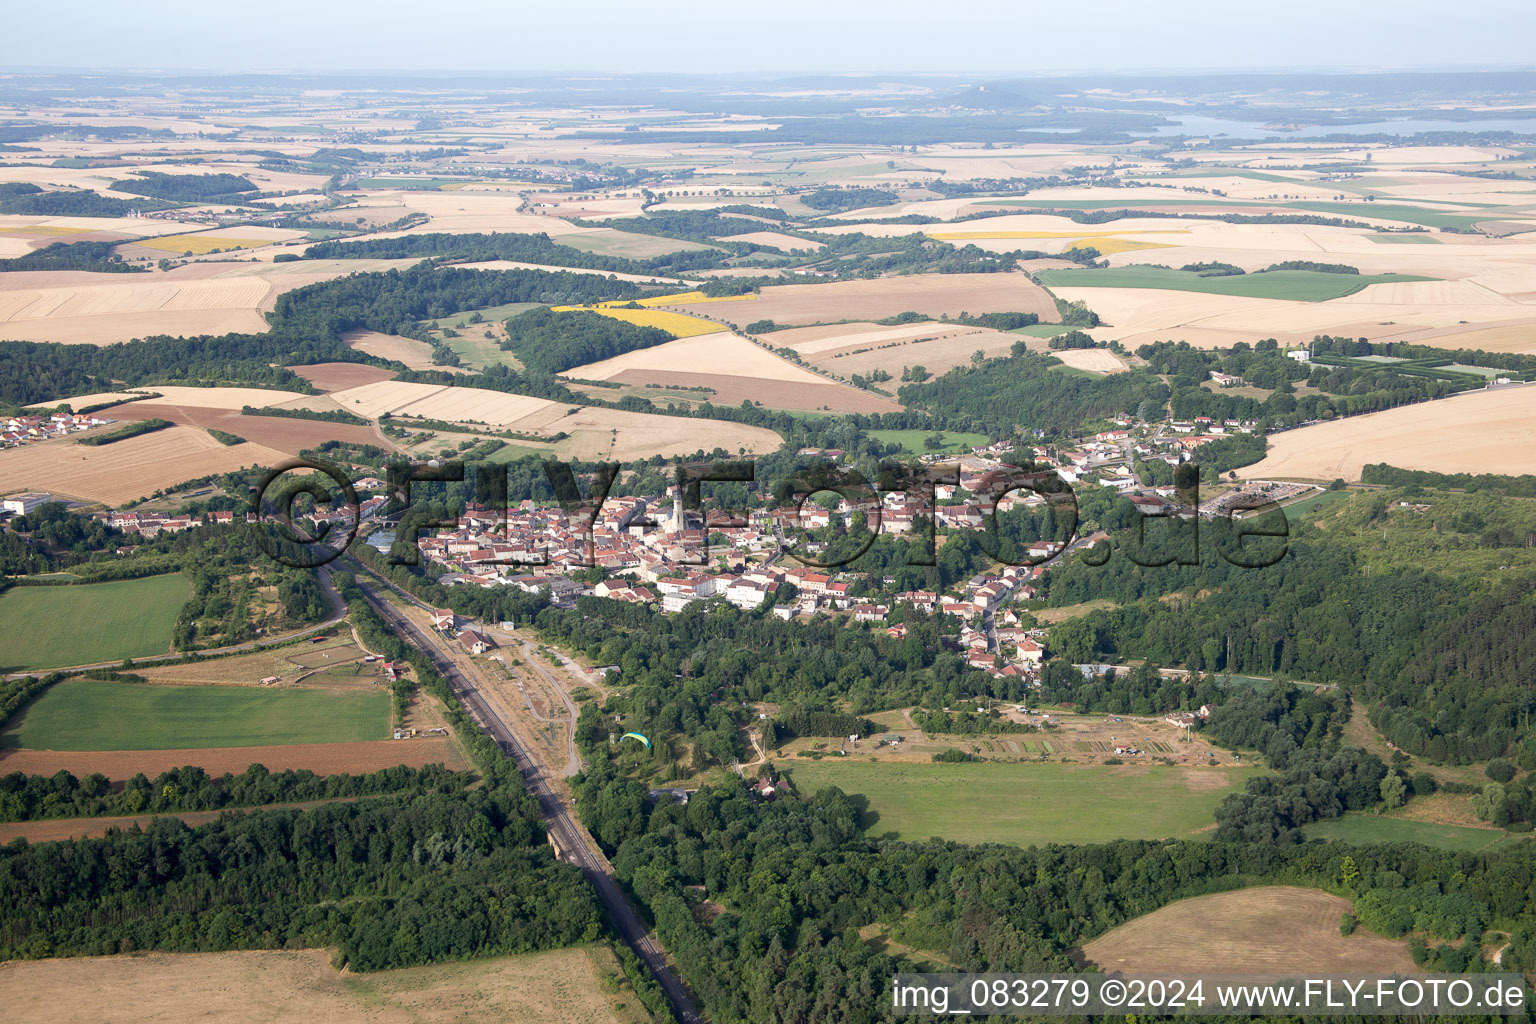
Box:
0;574;188;671
1009;323;1074;338
442;333;512;370
1279;488;1354;520
1035;266;1431;301
563;230;718;259
1368;233;1442;244
1;678;390;751
867;428;990;454
787;761;1260;845
1303;814;1531;852
1285;201;1490;231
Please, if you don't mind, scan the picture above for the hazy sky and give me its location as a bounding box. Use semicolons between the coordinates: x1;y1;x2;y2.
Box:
4;0;1535;75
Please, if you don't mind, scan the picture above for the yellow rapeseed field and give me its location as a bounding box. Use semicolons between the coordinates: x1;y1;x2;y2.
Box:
553;291;747;337
554;305;725;337
133;234;275;255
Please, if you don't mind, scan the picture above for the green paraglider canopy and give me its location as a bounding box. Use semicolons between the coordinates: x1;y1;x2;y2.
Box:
620;731;651;750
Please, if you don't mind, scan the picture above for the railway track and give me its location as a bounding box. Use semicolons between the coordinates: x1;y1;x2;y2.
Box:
346;565;704;1024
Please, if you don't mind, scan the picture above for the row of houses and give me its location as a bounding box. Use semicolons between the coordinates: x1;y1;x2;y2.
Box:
3;412;114;448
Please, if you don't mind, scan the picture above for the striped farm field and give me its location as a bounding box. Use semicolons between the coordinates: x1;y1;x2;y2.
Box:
1;678;391;751
624;290;757;308
0;574;188;671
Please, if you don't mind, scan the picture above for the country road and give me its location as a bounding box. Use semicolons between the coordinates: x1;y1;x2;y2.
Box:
345;562;705;1024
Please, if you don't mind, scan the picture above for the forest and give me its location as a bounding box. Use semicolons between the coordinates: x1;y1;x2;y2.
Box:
899;344;1168;436
0;190;175;216
109;172;259;203
566;763;1536;1023
501;306;673;374
0;239;144;273
1034;484;1536;766
0;786;602;967
0;761;464;822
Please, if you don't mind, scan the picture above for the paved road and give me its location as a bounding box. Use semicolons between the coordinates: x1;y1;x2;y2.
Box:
347;565;705;1024
4;566;348;680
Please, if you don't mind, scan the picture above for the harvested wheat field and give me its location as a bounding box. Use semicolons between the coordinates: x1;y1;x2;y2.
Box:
605;369;902;413
342;329;453;370
717;230;825;251
676;272;1058;326
0;738;464;778
537;405;782;460
772;320;995;359
291;361;398;392
330;379;561;426
1080;886;1417;975
570;331;821;384
817;327;1027;379
0;273;272;342
0;947;647;1024
1393;318;1536;355
329;379;782;457
1055;285;1533;350
1052;348;1128;373
95;384;310;409
1241;385;1536;481
565;329;902;410
0;426;289;504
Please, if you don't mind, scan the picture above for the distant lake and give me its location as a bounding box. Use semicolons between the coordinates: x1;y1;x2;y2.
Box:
1147;115;1536;139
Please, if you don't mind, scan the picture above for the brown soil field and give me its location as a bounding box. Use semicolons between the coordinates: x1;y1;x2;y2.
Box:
109;402;392;455
1240;385;1536;481
291;361;398;392
0;946;647;1024
0;738;464;778
0;426;290;504
606;368;902;412
677;272;1057;326
1080;886;1418;974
